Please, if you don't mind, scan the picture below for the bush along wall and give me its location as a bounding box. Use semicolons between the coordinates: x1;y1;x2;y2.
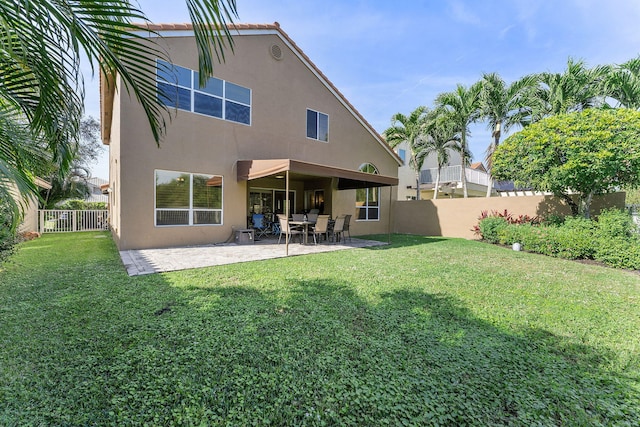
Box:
475;209;640;270
0;204;19;264
54;199;107;210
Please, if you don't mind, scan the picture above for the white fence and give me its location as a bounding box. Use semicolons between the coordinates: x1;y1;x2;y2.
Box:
420;165;490;187
39;210;109;233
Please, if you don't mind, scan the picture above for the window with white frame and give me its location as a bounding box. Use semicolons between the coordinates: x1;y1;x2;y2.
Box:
356;163;380;221
156;59;251;125
155;170;223;226
306;109;329;142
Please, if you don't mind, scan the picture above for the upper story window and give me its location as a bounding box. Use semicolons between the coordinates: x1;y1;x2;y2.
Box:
306;109;329;142
155;169;223;227
156;59;251;125
356;163;380;222
398;148;406;165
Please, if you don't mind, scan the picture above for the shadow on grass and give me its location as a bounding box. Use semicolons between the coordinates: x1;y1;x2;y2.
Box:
360;233;451;250
1;233;638;425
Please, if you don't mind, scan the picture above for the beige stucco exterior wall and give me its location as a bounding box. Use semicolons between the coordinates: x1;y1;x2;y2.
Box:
17;194;39;234
393;192;626;239
108;30;399;250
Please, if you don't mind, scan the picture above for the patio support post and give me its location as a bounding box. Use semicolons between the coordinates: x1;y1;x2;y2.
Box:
388;186;393;244
285;170;290;256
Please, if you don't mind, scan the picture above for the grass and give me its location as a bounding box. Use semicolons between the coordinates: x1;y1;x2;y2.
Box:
1;232;639;426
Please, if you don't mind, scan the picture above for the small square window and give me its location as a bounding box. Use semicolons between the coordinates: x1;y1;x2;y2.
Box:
306;109;329;142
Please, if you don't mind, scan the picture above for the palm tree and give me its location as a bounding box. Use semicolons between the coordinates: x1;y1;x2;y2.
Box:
383;106;428;200
531;58;609;121
435;82;482;198
479;72;538;197
417;109;462;199
1;0;238;229
604;57;640;109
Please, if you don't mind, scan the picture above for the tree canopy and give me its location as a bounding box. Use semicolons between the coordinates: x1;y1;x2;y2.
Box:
383;106;428;199
492;108;640;217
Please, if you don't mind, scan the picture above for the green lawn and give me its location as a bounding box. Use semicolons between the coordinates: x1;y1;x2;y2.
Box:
1;232;639;426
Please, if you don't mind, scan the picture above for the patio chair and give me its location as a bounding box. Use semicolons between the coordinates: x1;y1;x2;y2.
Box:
329;215;346;243
292;213;305;222
252;213;269;238
310;214;330;244
306;213;319;224
278;216;303;244
342;214;352;242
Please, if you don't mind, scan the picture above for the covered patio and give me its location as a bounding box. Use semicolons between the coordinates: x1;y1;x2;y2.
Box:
238;158;398;254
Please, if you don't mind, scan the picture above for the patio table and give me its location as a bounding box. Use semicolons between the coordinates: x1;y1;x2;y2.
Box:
289;220;313;245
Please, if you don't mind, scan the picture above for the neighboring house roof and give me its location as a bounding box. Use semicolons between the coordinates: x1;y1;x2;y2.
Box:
470;162;487;172
100;22;402;166
87;177;108;188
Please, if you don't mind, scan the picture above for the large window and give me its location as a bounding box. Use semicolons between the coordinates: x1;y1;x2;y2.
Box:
156;60;251;125
356;163;380;221
306;109;329;142
155;170;223;226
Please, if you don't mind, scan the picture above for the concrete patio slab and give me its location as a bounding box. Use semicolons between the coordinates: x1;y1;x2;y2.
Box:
119;237;388;276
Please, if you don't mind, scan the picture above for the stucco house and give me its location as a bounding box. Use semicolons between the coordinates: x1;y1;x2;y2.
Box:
101;23;400;250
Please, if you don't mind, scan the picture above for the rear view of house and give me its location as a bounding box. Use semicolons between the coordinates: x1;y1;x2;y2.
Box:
101;23;399;250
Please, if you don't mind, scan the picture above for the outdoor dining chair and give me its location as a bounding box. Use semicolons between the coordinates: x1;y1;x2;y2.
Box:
342;214;352;242
330;215;346;243
278;216;303;244
310;214;330;244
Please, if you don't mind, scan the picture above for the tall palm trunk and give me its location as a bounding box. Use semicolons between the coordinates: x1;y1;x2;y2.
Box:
433;167;441;200
461;128;468;198
485;125;500;197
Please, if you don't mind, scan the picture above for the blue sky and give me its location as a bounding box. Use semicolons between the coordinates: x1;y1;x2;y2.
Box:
86;0;640;178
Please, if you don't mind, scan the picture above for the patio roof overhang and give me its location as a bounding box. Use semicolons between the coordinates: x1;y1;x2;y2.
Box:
237;159;398;190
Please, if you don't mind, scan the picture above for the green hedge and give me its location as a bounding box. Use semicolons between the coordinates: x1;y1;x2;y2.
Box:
55;199;107;210
477;209;640;270
0;204;19;264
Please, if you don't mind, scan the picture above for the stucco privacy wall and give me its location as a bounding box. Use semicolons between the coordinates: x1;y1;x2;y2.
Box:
393;193;626;239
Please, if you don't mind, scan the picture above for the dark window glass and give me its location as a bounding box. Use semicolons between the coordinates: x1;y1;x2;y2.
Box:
158;82;191;110
225;101;250;124
307;109;317;139
318;112;329;142
194;93;223;118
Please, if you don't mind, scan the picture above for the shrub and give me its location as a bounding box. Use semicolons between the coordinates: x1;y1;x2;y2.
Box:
474;210;540;242
478;217;508;244
553;217;597;259
55;199;107;210
595;208;637;239
0;205;19;264
595;237;640;270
